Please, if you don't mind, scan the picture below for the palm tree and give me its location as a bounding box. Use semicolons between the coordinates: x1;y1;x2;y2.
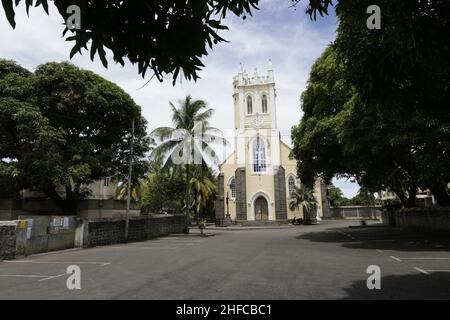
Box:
289;185;318;225
116;179;142;203
190;173;217;217
150;95;228;233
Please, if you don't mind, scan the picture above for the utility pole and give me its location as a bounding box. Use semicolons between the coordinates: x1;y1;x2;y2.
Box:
125;118;135;242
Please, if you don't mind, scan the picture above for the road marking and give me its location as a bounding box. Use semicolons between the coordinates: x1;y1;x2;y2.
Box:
130;243;195;248
396;257;450;261
390;256;402;262
414;267;430;275
39;273;68;282
0;274;49;279
4;260;111;266
125;246;193;250
377;249;384;253
423;270;450;273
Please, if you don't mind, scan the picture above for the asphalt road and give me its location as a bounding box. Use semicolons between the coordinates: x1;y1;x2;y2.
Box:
1;220;450;300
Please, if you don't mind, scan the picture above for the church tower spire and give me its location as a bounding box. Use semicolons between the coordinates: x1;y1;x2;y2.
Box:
232;61;277;131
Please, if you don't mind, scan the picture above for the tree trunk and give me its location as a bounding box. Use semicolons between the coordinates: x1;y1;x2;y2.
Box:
43;185;66;213
65;185;79;215
303;208;312;225
430;184;450;207
43;185;79;215
406;185;417;208
184;164;191;234
392;187;408;208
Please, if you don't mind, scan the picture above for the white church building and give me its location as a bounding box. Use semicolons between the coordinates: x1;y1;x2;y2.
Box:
215;61;329;224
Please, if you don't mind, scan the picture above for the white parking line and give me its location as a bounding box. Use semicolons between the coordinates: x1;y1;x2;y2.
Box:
414;267;430;275
413;268;450;275
0;274;49;279
395;257;450;261
4;260;111;267
0;273;69;282
38;273;68;282
390;256;402;262
400;257;450;260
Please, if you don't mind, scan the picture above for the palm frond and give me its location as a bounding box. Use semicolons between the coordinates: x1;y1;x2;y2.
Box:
195;108;214;123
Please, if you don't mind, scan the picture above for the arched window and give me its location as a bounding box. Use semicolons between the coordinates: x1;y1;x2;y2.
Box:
247;96;253;114
261;94;268;113
229;177;236;199
288;176;296;196
253;136;267;173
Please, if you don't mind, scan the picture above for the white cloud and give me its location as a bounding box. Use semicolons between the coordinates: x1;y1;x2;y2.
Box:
0;1;336;152
1;1;360;195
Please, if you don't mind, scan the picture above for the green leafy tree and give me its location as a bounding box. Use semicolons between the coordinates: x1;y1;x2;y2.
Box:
140;157;186;214
116;180;142;204
189;166;217;219
292;45;441;208
150;95;227;231
0;59;34;198
1;0;259;83
333;0;450;205
351;188;376;207
292;47;353;188
0;60;151;213
292;0;450;205
327;184;344;207
289;185;318;225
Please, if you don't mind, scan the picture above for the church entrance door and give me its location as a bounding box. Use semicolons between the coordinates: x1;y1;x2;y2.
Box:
254;196;269;221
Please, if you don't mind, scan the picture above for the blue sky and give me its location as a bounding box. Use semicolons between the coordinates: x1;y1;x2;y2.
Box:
0;1;360;198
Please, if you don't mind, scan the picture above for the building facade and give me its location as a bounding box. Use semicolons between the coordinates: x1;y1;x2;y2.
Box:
216;62;328;224
0;178;140;221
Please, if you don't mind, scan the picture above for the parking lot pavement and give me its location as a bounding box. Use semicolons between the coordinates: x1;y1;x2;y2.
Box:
1;220;449;300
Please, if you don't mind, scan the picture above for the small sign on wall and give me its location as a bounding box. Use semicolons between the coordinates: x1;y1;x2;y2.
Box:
26;219;33;240
18;220;27;230
63;217;70;229
52;217;64;228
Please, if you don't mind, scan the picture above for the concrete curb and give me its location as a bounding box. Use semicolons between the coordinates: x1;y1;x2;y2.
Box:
205;226;306;231
14;247;84;260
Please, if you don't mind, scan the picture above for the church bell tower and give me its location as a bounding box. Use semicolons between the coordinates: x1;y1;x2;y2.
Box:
232;60;282;170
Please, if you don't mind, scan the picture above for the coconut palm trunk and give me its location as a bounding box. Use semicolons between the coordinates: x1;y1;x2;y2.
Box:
184;163;191;233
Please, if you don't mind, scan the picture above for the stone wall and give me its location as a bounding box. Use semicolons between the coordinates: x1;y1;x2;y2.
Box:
235;168;247;221
0;222;17;260
382;208;450;233
78;214;186;248
274;166;288;221
215;173;225;226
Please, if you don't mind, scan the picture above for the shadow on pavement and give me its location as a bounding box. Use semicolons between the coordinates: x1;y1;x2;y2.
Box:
296;226;450;252
341;272;450;300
